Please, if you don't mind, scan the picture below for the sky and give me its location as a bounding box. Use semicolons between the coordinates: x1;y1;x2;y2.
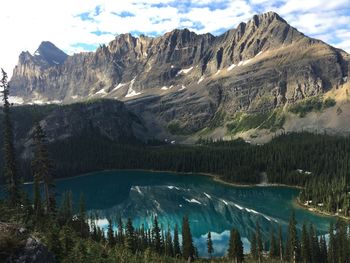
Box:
1;0;350;76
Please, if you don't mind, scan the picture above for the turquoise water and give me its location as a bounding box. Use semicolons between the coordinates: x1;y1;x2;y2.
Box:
31;170;335;256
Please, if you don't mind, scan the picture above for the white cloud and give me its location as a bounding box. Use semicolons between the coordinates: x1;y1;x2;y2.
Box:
0;0;349;77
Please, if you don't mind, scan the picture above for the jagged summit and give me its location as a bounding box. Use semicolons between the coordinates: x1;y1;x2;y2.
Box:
33;41;68;65
9;12;350;138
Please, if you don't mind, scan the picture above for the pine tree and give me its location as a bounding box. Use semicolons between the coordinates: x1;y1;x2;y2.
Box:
228;228;244;263
286;211;299;263
32;122;56;213
107;218;115;247
124;218;135;252
256;221;263;263
173;223;181;257
117;217;124;245
328;222;336;263
32;171;43;223
152;216;162;254
182;215;195;261
309;224;320;263
269;226;277;258
319;235;327;263
207;231;214;258
78;193;88;238
301;222;310;263
277;225;284;262
250;231;258;260
165;225;174;257
1;69;21;206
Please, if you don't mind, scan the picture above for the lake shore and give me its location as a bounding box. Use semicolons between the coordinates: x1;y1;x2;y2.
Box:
294;198;350;220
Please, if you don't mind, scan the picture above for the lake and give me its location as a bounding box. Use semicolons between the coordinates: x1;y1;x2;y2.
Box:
37;170;334;257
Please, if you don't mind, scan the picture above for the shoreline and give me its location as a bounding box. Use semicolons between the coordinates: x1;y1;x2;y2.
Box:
294;198;350;220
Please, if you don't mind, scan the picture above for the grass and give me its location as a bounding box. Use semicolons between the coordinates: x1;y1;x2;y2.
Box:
289;96;336;117
226;110;285;134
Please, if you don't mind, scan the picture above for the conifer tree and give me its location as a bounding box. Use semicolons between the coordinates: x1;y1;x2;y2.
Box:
207;231;214;258
286;211;299;263
165;225;174;257
269;226;277;258
117;217;124;245
107;218;115;247
32;171;42;223
250;231;258;260
1;69;21;206
32;122;55;213
328;222;336;263
277;225;284;262
173;223;181;257
228;228;243;263
256;221;263;263
182;215;195;261
124;217;135;252
301;222;310;263
152;216;162;254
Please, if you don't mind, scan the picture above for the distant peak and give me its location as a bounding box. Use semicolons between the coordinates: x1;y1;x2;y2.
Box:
252;11;286;24
33;41;68;65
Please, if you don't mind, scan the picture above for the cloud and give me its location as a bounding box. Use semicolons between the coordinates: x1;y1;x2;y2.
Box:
0;0;349;77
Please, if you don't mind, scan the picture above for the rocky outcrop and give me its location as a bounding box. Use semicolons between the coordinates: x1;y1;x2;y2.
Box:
0;222;55;263
9;12;350;136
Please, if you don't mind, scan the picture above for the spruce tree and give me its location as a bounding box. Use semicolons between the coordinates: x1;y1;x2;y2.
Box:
301;222;310;263
107;218;115;247
277;225;284;262
124;217;135;252
182;215;195;261
228;228;244;263
117;217;124;245
286;211;299;263
32;122;56;213
152;216;162;253
250;231;258;260
269;226;277;258
256;221;263;263
173;223;181;257
165;225;174;257
328;222;336;263
207;231;214;258
1;69;21;206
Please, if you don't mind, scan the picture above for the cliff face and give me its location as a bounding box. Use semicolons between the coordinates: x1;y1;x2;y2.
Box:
9;12;350;136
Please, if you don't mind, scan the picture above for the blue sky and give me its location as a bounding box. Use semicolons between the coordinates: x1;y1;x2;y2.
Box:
1;0;350;75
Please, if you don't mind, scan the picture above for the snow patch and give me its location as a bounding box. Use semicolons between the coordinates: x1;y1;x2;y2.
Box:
227;64;236;71
34;50;40;56
179;85;187;91
33;100;44;105
96;88;107;95
125;78;142;98
71;95;79;99
204;192;211;199
343;76;348;82
176;66;193;76
221;199;228;205
197;76;205;84
215;69;221;75
184;198;202;205
161;85;173;90
112;82;126;91
8;96;24;105
52;60;59;65
234;204;244;210
167;186;180;190
255;51;263;57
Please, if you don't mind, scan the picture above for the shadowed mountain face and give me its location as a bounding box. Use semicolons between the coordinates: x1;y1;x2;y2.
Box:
9;12;350;138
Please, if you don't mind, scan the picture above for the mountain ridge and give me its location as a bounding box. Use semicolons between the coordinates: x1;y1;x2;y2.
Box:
8;11;350;142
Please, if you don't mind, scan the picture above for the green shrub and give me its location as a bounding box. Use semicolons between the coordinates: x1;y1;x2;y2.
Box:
289;96;336;117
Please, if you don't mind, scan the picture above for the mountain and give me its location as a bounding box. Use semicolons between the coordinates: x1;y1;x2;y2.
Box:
9;12;350;142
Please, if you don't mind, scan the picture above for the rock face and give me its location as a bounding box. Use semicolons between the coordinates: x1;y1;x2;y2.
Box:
0;222;55;263
9;12;350;137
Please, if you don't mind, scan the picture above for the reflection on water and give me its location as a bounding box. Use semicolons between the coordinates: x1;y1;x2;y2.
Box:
27;170;334;257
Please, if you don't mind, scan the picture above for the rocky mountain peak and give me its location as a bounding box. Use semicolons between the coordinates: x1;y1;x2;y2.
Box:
33;41;68;66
